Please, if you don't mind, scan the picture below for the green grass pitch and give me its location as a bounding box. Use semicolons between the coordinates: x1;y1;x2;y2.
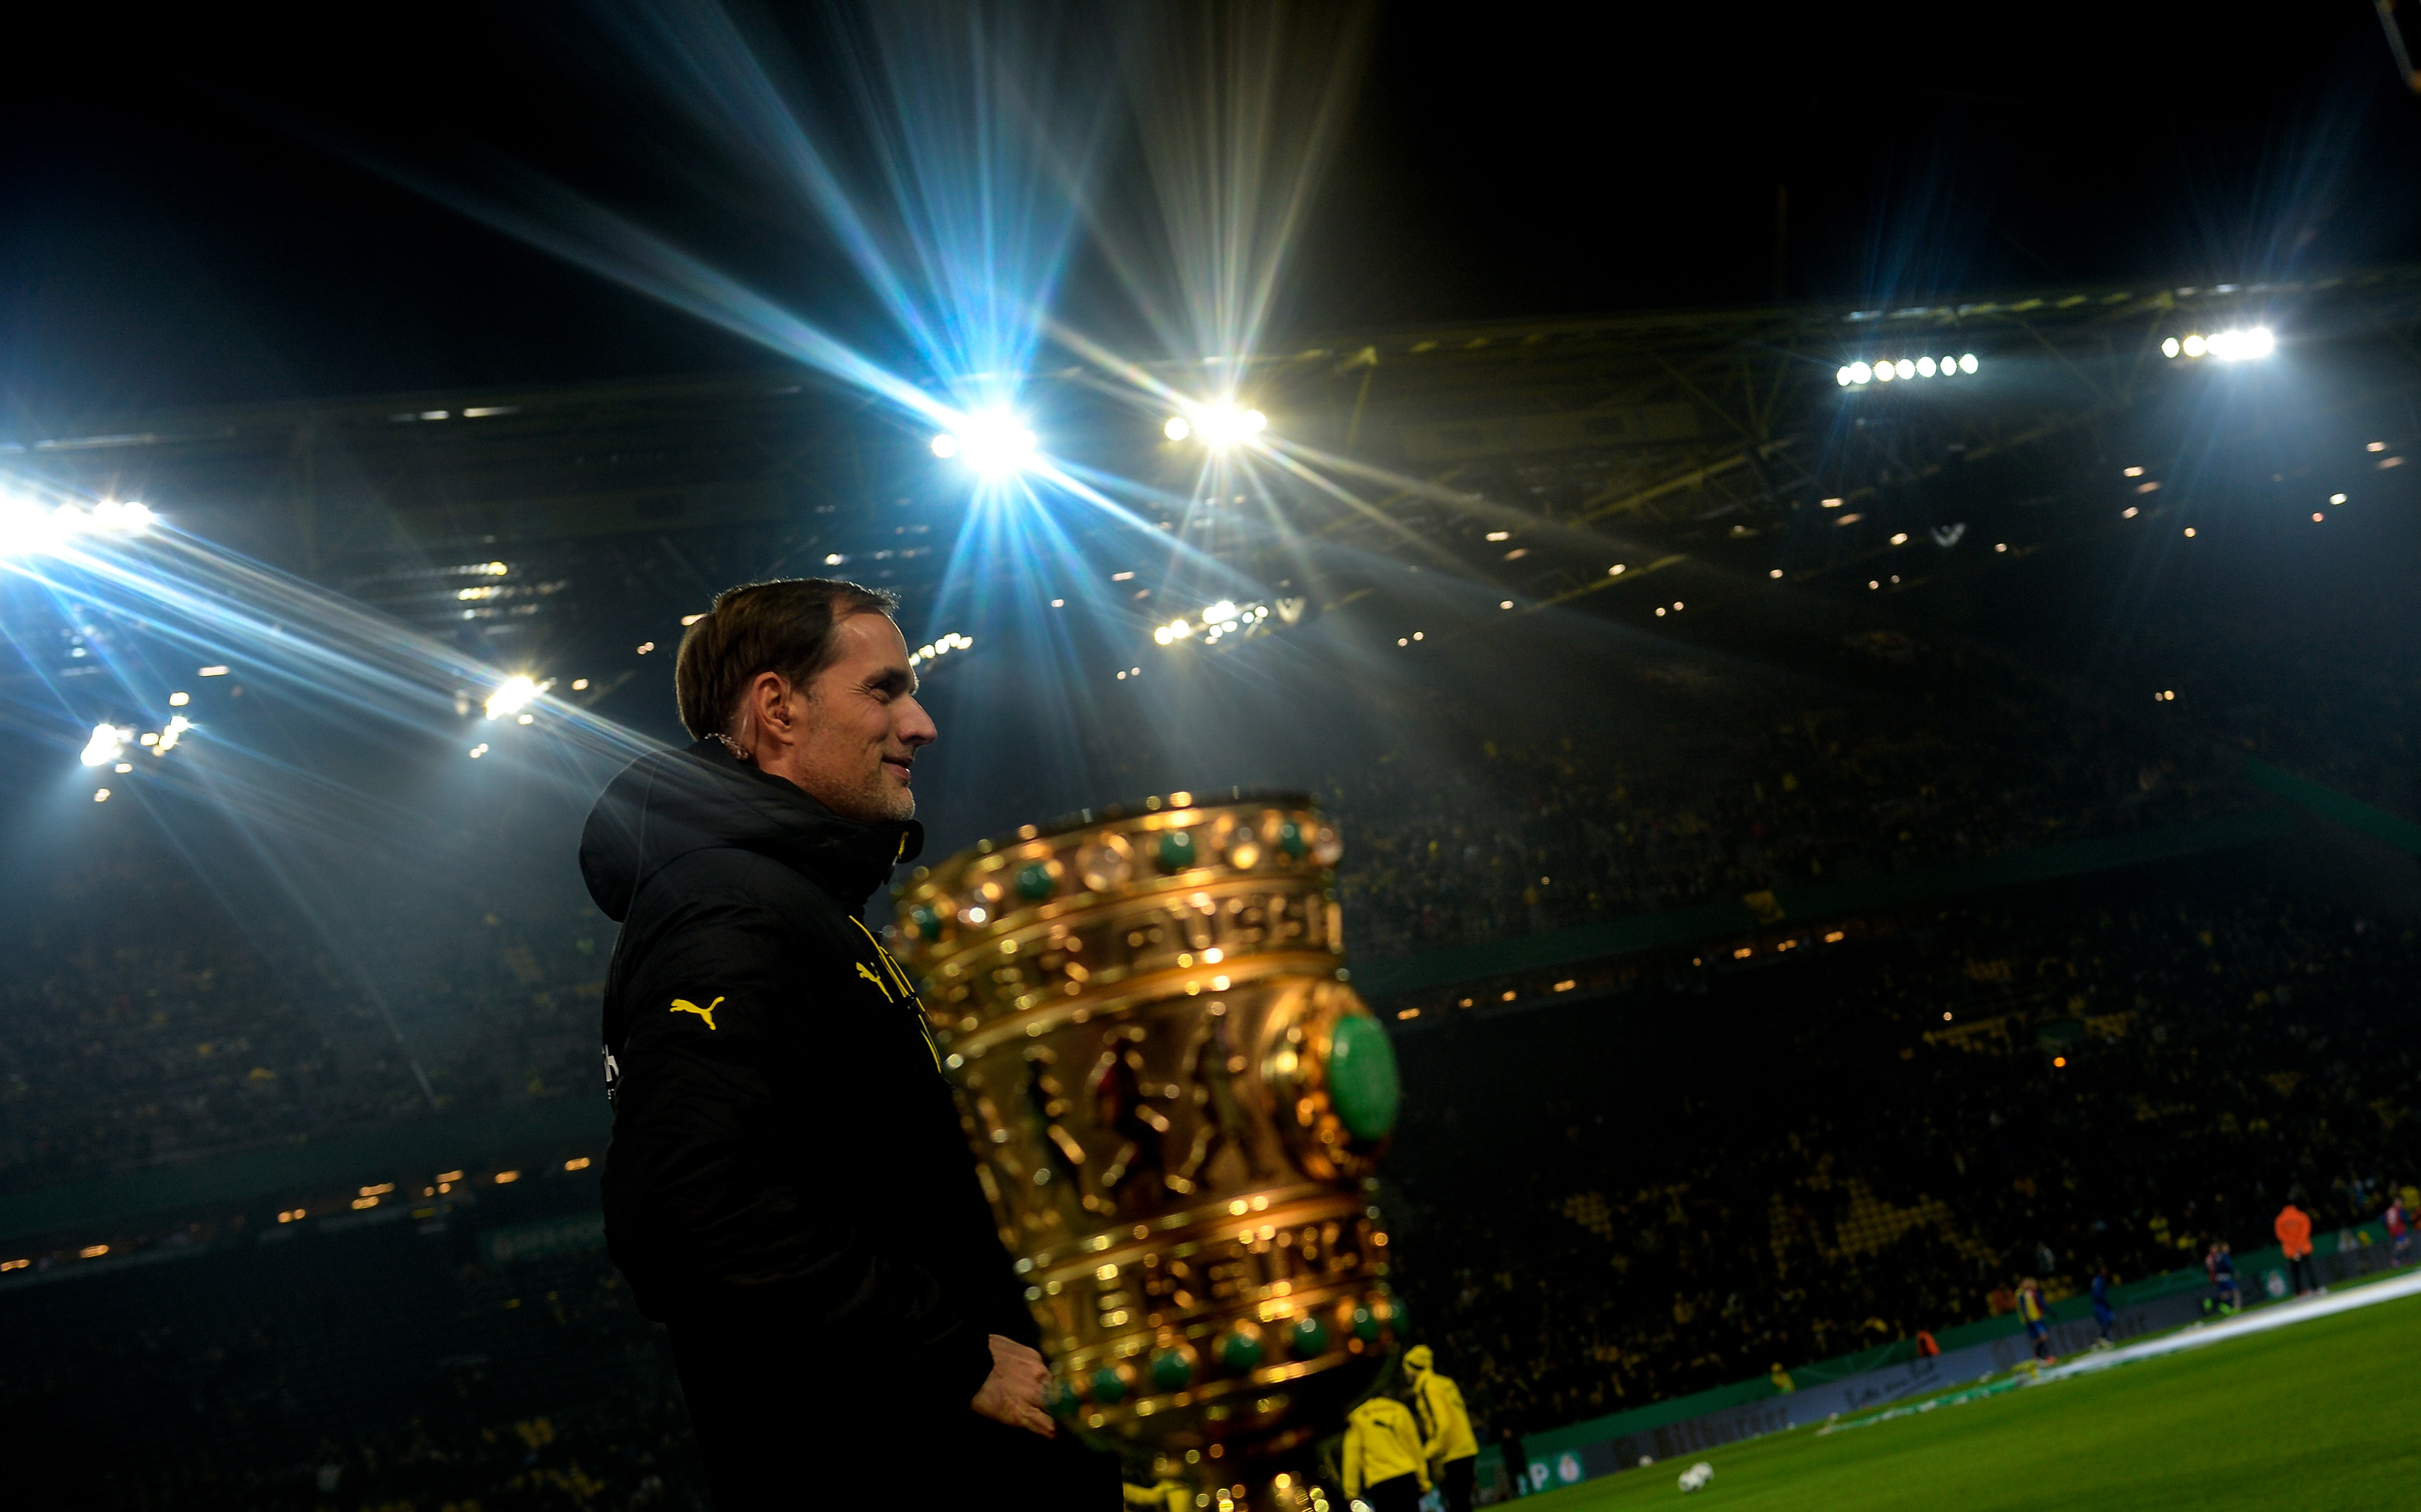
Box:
1519;1285;2421;1511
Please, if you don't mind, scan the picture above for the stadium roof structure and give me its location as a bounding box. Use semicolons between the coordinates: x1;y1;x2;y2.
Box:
7;264;2420;651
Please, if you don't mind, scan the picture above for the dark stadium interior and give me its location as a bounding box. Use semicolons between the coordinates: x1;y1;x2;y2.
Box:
6;5;2421;1510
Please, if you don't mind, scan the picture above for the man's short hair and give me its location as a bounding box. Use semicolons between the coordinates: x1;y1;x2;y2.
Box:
674;578;899;739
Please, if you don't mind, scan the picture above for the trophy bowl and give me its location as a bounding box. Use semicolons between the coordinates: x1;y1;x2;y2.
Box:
892;790;1404;1511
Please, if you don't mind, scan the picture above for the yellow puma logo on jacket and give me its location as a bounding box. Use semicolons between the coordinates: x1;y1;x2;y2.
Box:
848;917;940;1072
670;996;723;1030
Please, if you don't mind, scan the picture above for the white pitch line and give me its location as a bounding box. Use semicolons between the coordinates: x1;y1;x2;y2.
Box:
2034;1268;2421;1383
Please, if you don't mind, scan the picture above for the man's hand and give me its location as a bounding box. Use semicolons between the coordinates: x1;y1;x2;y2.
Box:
969;1333;1056;1438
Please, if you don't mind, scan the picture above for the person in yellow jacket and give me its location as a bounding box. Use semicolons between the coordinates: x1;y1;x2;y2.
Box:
1404;1345;1479;1512
1123;1477;1193;1512
1342;1395;1431;1512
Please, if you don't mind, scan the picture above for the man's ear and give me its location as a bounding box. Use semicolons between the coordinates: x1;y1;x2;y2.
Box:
741;671;793;746
759;674;791;733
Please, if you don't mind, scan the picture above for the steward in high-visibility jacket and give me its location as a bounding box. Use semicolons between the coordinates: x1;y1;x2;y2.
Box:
1341;1396;1431;1511
1404;1345;1479;1512
1123;1478;1193;1512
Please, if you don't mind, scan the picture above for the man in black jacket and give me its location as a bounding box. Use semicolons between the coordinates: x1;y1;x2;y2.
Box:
580;578;1108;1507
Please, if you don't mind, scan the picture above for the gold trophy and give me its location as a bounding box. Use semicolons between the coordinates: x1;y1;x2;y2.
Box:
892;790;1404;1512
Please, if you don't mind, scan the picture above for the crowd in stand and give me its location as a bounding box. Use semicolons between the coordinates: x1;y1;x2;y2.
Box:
1386;877;2421;1438
6;1216;708;1510
2119;581;2421;825
5;585;2368;1204
6;554;2420;1503
16;863;2409;1506
1327;634;2238;960
0;825;606;1200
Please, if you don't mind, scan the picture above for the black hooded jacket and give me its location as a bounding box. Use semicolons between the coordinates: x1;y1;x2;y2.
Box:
579;739;1026;1408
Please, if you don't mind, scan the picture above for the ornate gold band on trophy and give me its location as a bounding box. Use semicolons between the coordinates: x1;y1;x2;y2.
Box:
892;791;1403;1511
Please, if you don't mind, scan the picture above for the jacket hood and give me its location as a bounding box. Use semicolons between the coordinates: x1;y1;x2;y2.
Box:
579;739;923;923
1404;1344;1434;1373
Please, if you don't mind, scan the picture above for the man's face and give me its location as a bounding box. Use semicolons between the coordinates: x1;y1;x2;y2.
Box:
792;613;936;822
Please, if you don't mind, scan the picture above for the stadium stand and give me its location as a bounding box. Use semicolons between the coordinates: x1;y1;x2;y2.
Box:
0;827;607;1201
2;1178;705;1508
1325;634;2237;960
1382;869;2421;1438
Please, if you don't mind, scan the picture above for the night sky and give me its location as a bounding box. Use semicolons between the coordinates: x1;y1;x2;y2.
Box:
1;5;2414;420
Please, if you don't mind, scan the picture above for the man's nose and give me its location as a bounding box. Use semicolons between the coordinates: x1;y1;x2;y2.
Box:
897;694;938;748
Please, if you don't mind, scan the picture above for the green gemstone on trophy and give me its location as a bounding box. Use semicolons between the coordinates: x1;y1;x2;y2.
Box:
1157;830;1197;869
1046;1379;1078;1416
1219;1331;1264;1373
1353;1305;1380;1342
911;905;942;940
1150;1349;1193;1391
1291;1315;1331;1357
1384;1294;1408;1336
1015;862;1054;901
1092;1365;1127;1405
1328;1013;1403;1140
1277;819;1306;858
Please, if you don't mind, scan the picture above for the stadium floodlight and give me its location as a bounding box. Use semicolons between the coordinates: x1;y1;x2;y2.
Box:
90;499;153;532
1841;354;1976;388
79;723;131;767
1;498;78;555
1172;402;1267;449
2168;327;2272;363
0;493;155;556
1195;599;1265;646
152;714;192;754
933;412;1038;474
908;631;972;670
484;674;543;720
1165;416;1191;441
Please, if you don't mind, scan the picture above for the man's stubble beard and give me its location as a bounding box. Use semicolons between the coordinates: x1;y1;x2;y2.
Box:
827;760;916;825
875;778;917;823
819;771;915;825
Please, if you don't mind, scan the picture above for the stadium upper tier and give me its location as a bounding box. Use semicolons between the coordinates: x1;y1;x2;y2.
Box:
1;265;2416;646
